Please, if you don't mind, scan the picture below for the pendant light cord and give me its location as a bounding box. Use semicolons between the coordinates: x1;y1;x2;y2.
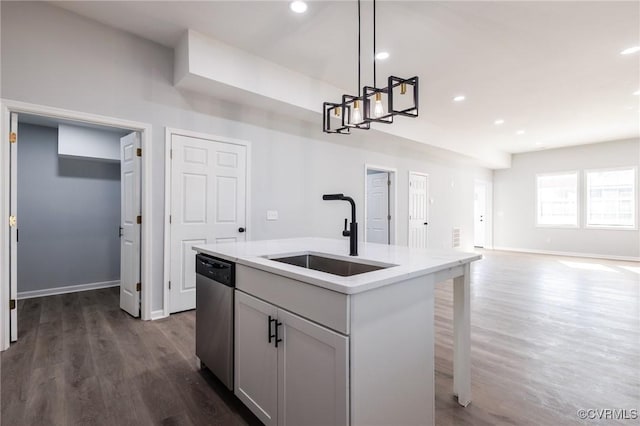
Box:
357;0;361;97
373;0;376;88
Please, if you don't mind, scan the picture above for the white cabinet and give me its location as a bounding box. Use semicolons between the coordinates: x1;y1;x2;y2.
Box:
235;291;278;426
235;291;349;426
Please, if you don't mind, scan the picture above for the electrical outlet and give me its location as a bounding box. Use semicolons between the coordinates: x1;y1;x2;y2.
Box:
267;210;279;221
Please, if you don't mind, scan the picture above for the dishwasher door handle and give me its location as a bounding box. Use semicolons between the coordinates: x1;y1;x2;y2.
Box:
198;259;228;269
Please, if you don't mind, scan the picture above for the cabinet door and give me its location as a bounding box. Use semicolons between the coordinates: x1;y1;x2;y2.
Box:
235;291;278;426
277;309;349;426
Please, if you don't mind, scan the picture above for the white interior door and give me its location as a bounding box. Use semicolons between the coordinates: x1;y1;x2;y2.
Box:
474;182;486;247
408;172;429;249
119;132;141;317
366;172;390;244
170;134;247;313
9;112;18;342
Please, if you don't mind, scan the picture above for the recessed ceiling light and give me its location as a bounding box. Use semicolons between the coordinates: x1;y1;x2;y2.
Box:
375;51;390;60
516;130;525;135
453;95;465;102
494;119;505;125
621;46;640;55
290;1;307;13
634;90;640;96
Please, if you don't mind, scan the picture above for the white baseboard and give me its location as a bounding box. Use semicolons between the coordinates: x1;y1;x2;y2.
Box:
491;246;640;262
150;309;168;320
17;280;120;300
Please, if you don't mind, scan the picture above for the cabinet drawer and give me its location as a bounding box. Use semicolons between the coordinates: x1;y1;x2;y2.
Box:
236;265;350;335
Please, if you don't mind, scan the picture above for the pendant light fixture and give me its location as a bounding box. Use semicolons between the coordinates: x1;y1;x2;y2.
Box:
323;0;419;134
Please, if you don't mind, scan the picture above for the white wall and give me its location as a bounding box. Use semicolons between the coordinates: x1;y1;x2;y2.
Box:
1;1;491;313
493;139;640;259
17;123;121;294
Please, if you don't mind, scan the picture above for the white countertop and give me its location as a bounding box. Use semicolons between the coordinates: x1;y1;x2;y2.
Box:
193;238;482;294
193;238;481;295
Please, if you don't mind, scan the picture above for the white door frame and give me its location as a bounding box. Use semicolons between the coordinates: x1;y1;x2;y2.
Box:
363;164;397;244
0;99;154;350
408;171;430;248
474;179;494;249
163;127;251;318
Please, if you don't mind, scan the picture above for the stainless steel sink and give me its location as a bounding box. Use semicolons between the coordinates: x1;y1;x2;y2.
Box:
267;253;393;277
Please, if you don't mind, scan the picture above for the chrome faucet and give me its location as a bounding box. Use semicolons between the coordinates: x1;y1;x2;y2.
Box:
322;193;358;256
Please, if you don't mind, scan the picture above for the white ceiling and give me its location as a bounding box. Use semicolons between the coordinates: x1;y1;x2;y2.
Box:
51;0;640;157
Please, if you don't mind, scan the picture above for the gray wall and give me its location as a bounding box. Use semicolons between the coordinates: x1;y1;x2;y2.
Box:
1;2;491;312
17;123;120;293
493;139;640;259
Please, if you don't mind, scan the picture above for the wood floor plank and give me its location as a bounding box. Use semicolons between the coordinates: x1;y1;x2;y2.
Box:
23;364;66;426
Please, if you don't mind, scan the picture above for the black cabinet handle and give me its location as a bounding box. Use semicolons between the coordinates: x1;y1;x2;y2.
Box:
275;321;283;348
268;316;276;343
238;227;246;233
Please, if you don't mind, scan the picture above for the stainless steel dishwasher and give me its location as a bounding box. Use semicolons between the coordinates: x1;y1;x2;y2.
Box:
195;253;235;390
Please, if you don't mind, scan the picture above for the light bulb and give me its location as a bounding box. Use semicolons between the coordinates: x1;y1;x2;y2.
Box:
373;93;384;118
352;100;362;124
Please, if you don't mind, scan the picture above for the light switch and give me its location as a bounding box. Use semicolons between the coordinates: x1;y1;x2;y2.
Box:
267;210;279;221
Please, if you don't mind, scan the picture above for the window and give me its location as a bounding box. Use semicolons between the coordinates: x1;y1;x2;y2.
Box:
586;168;636;228
536;172;578;226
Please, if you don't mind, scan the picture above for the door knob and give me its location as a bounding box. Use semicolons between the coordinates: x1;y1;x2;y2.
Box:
238;227;246;233
424;222;428;225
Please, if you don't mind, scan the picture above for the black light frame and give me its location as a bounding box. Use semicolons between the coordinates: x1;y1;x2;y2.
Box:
388;76;419;117
323;102;351;134
322;0;419;134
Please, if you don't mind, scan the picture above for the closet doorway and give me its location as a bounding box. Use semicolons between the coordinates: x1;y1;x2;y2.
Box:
364;165;397;245
1;101;152;350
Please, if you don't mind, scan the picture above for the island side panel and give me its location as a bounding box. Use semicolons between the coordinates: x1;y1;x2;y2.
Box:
349;275;436;426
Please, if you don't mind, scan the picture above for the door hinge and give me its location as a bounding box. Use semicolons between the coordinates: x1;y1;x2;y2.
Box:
169;215;172;224
170;149;173;159
9;215;17;227
168;281;171;290
136;148;142;157
9;299;15;310
136;215;142;224
9;132;17;144
388;180;391;186
136;282;141;292
388;215;392;221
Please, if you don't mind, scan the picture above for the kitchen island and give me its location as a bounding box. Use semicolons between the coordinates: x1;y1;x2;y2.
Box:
194;238;481;426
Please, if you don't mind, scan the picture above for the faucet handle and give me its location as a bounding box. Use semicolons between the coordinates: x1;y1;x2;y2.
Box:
342;218;350;237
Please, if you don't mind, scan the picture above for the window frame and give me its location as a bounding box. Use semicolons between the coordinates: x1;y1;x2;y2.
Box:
535;170;580;229
584;166;637;231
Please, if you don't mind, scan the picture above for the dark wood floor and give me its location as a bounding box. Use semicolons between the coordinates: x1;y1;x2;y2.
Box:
1;287;261;426
2;250;639;425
